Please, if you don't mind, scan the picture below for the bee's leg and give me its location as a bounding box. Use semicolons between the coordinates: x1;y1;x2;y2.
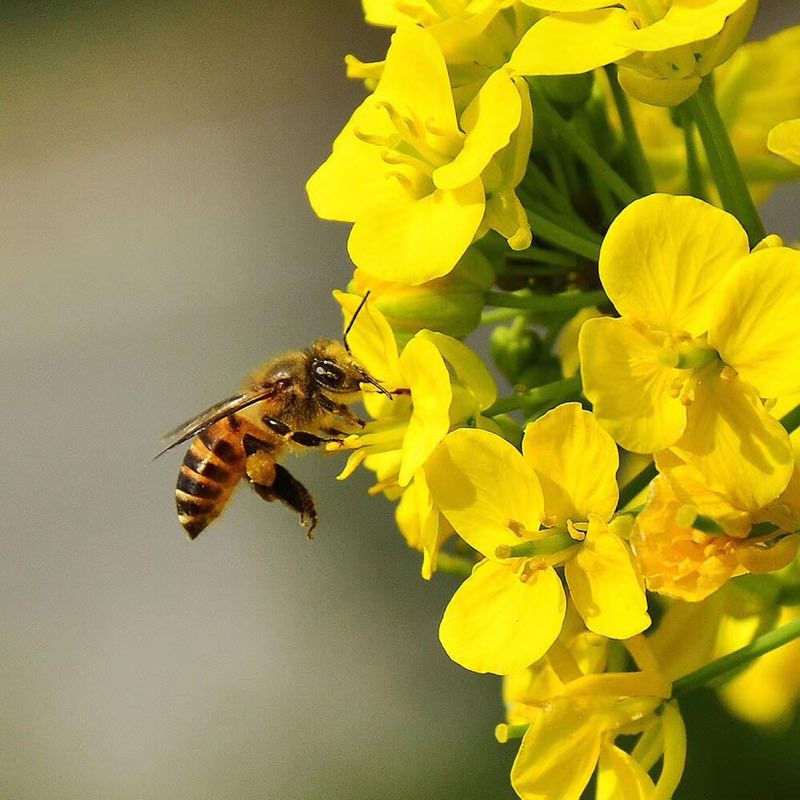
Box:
243;434;277;486
261;416;344;447
251;465;318;538
317;393;366;428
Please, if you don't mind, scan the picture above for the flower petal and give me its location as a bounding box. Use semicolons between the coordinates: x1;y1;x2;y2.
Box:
708;247;800;398
417;330;498;409
511;700;603;800
566;517;651;639
617;67;701;107
598;194;749;335
671;368;794;510
596;742;656;800
348;182;485;284
434;68;521;190
510;9;635;76
579;316;687;453
397;336;453;486
306;103;410;222
522;403;619;525
439;560;566;675
425;428;544;558
616;0;752;53
768;119;800;166
374;24;461;143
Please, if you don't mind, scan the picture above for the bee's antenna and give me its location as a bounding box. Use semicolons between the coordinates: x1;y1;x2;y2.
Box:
341;290;393;400
342;290;371;355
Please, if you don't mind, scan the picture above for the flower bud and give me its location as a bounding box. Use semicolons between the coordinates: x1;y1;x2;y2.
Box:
350;248;493;344
489;318;542;385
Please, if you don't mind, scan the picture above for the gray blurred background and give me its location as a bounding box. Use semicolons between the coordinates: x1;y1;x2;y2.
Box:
1;3;797;799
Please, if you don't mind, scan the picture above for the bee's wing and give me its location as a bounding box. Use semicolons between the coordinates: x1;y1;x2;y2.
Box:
155;384;283;458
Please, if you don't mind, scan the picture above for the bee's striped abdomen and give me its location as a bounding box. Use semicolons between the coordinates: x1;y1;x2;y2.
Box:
176;417;245;539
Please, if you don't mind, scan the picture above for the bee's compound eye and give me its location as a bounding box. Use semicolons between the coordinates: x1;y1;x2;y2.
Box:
313;360;346;389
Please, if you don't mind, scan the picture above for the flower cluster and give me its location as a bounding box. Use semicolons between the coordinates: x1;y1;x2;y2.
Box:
306;3;800;798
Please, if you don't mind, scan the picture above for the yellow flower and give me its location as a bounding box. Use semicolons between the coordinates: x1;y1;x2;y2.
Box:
348;247;494;344
768;118;800;167
631;474;800;602
307;24;533;285
425;403;650;675
333;291;497;576
501;635;680;800
579;194;800;510
510;0;756;106
353;2;540;105
610;26;800;203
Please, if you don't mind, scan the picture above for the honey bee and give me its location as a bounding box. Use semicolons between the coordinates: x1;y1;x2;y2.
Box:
158;295;389;540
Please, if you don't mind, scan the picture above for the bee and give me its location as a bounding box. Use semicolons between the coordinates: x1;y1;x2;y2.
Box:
157;294;389;540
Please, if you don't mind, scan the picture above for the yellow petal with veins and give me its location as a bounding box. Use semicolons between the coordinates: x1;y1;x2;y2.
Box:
425;427;544;558
596;741;656;800
579;316;686;453
598;194;749;336
510;9;635;76
397;336;452;486
439;560;565;675
348;181;485;284
708;247;800;398
566;516;651;639
511;699;604;800
671;367;794;511
522;403;619;525
434;68;521;190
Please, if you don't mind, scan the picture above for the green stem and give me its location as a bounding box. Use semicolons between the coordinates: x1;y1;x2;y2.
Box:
484;375;581;416
480;308;524;326
605;65;656;195
673;615;800;697
486;289;606;313
523;160;573;213
679;107;707;201
526;210;601;261
525;198;603;244
533;86;639;206
588;163;618;226
545;149;572;208
507;247;580;268
686;79;766;246
618;462;657;510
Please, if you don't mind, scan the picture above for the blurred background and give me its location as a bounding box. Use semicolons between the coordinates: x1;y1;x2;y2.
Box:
1;2;798;798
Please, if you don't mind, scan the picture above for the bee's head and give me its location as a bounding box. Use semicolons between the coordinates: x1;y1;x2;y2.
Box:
308;339;389;398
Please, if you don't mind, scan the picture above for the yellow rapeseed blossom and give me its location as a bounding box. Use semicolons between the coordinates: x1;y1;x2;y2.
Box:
502;636;681;800
425;403;649;675
510;0;756;105
307;24;533;285
351;2;541;104
618;26;800;202
579;193;800;511
631;473;800;601
307;6;800;798
333;291;497;576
